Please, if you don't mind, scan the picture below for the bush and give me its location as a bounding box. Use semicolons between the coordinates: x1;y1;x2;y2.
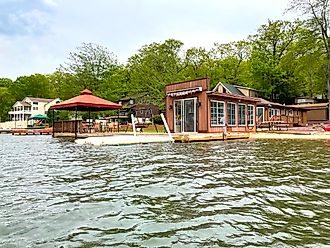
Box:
152;115;163;124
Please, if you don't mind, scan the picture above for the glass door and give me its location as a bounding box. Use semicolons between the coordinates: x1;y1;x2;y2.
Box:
174;98;196;133
174;100;182;133
184;99;196;132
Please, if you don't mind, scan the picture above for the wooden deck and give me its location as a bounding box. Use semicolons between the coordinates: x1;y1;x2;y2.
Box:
172;132;250;143
54;132;251;143
12;128;53;135
0;129;12;134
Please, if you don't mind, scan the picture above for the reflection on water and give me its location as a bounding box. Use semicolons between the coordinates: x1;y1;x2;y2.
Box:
0;135;330;247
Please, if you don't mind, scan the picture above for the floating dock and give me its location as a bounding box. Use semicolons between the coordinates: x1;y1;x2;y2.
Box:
73;132;250;146
11;128;53;135
172;132;250;143
75;134;173;146
0;129;12;134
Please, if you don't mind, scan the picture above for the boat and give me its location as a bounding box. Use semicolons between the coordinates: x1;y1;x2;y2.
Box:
323;125;330;131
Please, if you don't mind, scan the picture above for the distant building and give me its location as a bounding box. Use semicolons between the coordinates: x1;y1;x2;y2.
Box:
165;78;310;134
165;78;258;133
215;83;308;127
8;97;61;122
294;97;316;105
287;103;329;123
118;93;160;123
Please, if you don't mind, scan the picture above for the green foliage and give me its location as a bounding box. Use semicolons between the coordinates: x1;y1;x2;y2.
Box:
127;39;186;108
1;16;330;119
151;115;163;124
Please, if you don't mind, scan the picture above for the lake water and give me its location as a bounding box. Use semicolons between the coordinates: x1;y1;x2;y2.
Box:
0;135;330;247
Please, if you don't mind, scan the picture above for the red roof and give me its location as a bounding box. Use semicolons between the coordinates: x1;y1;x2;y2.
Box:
51;89;122;111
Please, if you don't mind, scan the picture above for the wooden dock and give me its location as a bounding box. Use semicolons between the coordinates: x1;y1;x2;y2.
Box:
12;128;53;135
0;129;12;134
173;132;250;143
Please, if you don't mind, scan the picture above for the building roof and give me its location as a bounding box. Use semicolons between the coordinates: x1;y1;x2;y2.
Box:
25;97;55;103
286;103;329;109
212;82;245;96
207;92;259;102
51;89;122;111
235;85;260;92
13;101;31;107
20;101;31;107
254;97;284;107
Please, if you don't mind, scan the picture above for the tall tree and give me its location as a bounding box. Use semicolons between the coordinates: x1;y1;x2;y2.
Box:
59;42;119;93
288;0;330;119
183;47;210;79
210;40;252;87
0;78;14;122
127;39;186;108
250;20;303;102
9;74;55;101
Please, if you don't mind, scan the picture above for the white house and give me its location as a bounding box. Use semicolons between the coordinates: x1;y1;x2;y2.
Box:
8;97;60;123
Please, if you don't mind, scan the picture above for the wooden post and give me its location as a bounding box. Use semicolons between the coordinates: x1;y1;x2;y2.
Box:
88;108;91;133
52;109;55;137
160;113;173;142
117;109;120;133
75;107;78;139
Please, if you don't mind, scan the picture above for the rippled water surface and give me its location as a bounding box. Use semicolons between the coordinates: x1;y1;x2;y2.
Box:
0;135;330;247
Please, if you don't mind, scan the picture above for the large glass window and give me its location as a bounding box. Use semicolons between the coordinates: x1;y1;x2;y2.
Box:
227;102;236;126
257;107;264;123
269;108;280;119
238;104;246;126
211;101;225;126
248;104;254;126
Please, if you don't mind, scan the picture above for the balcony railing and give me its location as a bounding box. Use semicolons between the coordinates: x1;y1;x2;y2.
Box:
8;110;32;115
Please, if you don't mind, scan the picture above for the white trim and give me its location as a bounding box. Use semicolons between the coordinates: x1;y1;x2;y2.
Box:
167;87;202;97
173;97;197;133
238;103;247;127
210;100;225;127
248;104;255;126
257;107;265;123
227;102;237;127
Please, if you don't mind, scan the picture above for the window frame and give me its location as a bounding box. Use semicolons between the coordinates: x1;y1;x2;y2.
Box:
227;102;237;127
248;104;255;126
238;103;247;126
210;100;226;127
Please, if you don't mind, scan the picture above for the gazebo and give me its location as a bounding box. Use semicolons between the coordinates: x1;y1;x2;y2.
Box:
50;89;122;138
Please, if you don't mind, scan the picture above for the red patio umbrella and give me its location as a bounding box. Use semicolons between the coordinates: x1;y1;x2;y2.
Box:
50;89;122;138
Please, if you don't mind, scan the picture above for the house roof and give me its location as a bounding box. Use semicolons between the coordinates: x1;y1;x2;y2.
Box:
254;97;284;107
20;101;31;107
25;97;55;103
13;101;31;107
235;85;260;92
286;103;329;109
222;83;245;96
207;92;259;102
212;82;245;96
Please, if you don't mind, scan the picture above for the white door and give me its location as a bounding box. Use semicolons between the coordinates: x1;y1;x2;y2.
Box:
174;98;197;133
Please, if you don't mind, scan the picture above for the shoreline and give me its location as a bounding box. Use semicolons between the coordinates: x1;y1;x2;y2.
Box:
250;132;330;140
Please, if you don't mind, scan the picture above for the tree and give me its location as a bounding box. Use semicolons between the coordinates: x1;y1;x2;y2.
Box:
183;47;211;79
284;25;326;97
9;74;55;101
288;0;330;119
127;39;186;108
59;42;119;93
249;20;304;102
0;86;13;122
210;40;252;87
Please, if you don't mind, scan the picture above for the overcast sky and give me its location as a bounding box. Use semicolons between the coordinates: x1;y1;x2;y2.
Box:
0;0;294;80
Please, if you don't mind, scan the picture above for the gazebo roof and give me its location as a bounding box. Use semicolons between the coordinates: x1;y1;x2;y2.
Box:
51;89;122;111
